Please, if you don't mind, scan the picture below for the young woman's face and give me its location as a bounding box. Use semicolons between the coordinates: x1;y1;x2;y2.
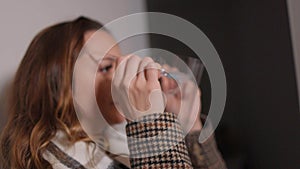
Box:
84;30;125;125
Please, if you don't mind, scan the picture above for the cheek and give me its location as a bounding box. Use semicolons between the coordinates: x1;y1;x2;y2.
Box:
95;75;125;124
95;76;113;104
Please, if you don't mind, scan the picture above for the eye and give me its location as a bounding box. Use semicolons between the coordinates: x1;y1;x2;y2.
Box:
99;65;113;73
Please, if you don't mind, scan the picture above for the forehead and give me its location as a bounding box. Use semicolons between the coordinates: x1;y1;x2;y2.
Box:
84;30;120;60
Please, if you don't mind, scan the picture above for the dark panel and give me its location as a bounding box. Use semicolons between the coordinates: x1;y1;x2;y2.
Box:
147;0;300;169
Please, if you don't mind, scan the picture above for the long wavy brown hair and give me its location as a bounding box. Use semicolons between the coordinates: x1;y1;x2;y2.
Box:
0;17;102;169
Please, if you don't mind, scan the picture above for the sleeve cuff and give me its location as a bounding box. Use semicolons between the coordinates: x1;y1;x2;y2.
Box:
125;112;192;168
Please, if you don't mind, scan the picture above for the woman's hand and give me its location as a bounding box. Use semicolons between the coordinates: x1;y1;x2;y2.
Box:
160;65;202;133
111;55;165;121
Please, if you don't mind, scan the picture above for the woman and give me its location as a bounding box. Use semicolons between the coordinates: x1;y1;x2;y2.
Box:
0;16;226;169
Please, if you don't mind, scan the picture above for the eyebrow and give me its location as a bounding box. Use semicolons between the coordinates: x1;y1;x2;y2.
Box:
103;54;117;61
87;52;118;64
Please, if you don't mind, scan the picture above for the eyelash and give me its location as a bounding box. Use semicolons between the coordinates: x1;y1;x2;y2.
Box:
99;65;113;73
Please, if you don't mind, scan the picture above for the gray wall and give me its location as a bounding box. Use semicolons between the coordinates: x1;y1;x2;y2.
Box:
0;0;148;129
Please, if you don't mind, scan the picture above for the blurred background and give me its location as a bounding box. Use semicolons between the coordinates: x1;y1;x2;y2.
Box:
0;0;300;169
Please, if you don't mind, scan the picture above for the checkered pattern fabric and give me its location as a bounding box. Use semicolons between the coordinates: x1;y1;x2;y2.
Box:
126;112;193;169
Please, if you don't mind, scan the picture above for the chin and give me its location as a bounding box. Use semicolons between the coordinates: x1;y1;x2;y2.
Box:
108;110;126;125
108;117;125;125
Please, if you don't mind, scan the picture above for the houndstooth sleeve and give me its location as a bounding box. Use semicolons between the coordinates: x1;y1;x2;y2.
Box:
126;112;193;169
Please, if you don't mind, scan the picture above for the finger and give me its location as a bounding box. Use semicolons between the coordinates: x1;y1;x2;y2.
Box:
162;64;171;71
123;55;141;85
182;81;196;99
145;62;160;83
189;88;201;124
160;76;169;91
161;77;180;94
198;86;202;97
137;57;154;80
170;67;179;72
162;64;179;72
